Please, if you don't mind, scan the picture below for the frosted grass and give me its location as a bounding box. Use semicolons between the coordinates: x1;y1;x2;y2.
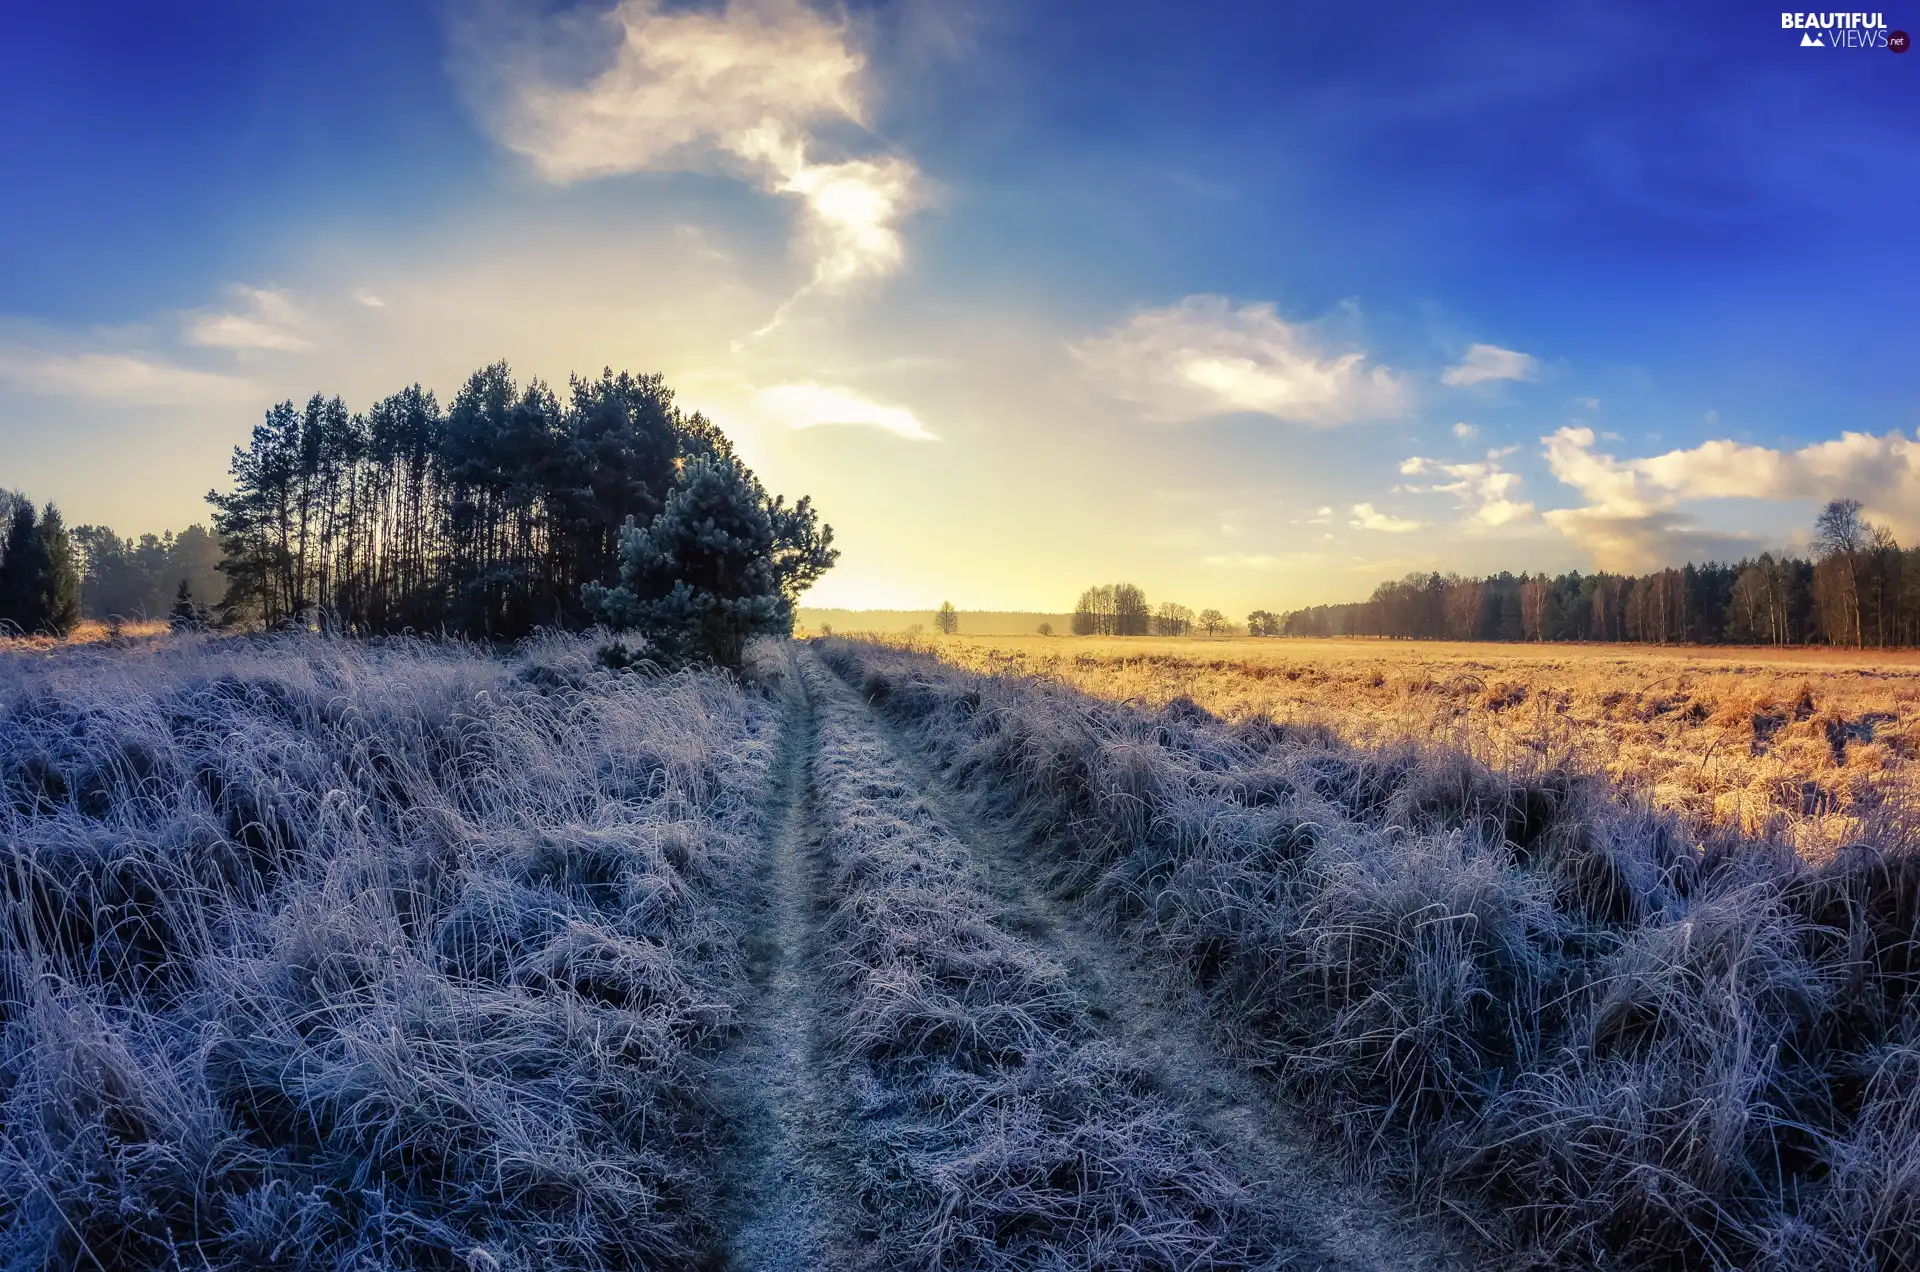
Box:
0;632;772;1269
822;637;1920;1272
793;650;1272;1270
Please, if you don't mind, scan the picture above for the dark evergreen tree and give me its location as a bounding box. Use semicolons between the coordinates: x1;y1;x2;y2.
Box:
0;502;80;637
586;455;835;668
167;579;206;631
38;506;80;636
0;502;38;634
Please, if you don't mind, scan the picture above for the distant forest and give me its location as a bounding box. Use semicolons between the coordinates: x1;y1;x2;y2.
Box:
1281;500;1919;648
797;609;1070;636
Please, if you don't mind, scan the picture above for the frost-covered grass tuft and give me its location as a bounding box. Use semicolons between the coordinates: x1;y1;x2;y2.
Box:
0;632;772;1270
821;637;1920;1272
793;651;1271;1270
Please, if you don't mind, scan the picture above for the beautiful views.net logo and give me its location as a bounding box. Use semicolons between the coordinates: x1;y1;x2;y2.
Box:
1781;12;1910;50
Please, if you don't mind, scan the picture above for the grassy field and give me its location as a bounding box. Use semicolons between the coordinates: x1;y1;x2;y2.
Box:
6;630;1916;1270
922;634;1920;860
828;636;1920;1271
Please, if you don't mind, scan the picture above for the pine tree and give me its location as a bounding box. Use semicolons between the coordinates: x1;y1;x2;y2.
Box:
586;455;831;668
169;579;201;631
0;502;80;637
37;506;80;636
0;502;37;634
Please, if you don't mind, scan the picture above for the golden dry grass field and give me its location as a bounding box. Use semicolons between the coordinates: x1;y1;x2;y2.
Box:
0;618;169;651
912;633;1920;860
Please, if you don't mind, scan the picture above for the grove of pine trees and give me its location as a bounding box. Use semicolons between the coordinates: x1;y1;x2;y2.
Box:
205;362;835;655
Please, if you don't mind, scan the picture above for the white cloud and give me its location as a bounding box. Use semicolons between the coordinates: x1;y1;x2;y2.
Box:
1451;421;1479;439
481;0;919;294
353;288;387;308
183;285;311;351
1204;551;1326;570
0;349;254;406
1349;502;1422;533
1537;426;1889;568
1400;452;1536;529
1442;342;1537;387
753;381;934;440
1539;426;1920;568
1073;296;1408;426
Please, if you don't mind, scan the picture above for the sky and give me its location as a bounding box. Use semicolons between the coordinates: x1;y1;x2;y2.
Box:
1;0;1916;613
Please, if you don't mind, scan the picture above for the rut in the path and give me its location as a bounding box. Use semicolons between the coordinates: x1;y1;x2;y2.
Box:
713;655;866;1272
819;654;1491;1272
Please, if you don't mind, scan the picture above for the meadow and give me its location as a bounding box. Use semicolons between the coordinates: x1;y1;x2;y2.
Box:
921;634;1920;862
0;633;776;1267
3;629;1915;1270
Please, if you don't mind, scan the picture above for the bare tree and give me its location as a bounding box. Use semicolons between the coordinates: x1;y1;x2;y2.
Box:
1154;601;1193;636
1073;584;1115;635
935;600;959;635
1197;607;1226;637
1814;498;1868;647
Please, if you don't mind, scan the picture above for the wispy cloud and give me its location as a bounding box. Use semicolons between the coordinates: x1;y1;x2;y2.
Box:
753;381;934;440
1073;296;1408;426
1203;551;1326;570
1451;421;1478;439
183;285;311;351
1349;501;1422;532
1442;342;1536;387
0;348;253;405
477;0;919;297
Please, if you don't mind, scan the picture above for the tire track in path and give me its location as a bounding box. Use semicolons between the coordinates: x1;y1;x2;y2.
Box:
820;652;1492;1272
713;650;870;1271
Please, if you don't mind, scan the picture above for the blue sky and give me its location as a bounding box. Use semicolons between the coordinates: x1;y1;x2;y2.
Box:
2;0;1915;611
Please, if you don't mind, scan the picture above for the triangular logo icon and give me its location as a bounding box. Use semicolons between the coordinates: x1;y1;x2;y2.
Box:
1800;31;1824;46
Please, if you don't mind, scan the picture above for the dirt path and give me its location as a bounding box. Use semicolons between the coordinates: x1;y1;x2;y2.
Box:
713;653;870;1272
811;649;1493;1272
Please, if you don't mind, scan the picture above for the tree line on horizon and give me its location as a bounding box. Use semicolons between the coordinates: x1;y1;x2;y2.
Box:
1071;582;1268;637
1280;499;1920;648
